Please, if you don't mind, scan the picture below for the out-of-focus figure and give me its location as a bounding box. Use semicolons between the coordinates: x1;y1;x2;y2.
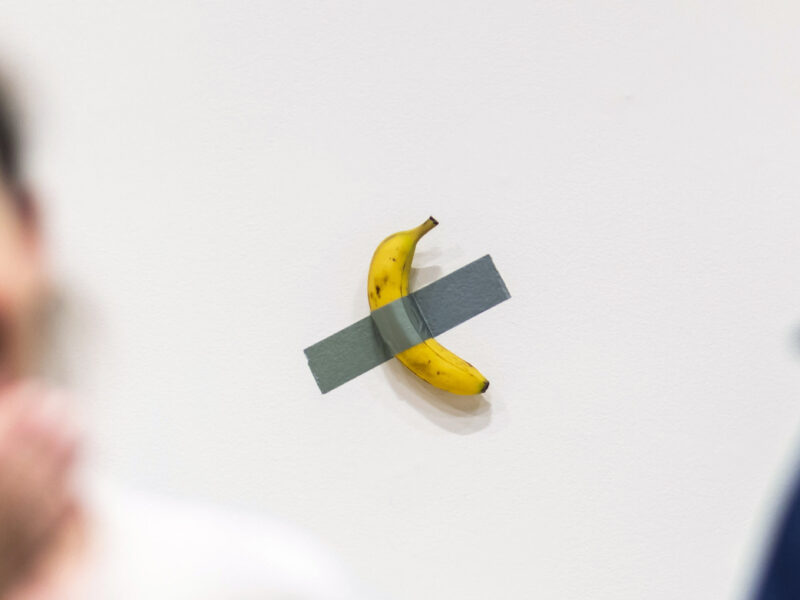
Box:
753;471;800;599
0;77;360;599
0;77;85;599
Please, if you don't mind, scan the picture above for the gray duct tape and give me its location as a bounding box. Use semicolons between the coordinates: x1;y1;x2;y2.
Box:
304;255;510;394
370;295;431;356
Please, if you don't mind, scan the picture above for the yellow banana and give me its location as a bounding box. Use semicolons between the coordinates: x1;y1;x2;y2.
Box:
368;217;489;395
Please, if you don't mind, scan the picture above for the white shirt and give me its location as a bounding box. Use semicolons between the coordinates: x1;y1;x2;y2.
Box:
66;478;363;600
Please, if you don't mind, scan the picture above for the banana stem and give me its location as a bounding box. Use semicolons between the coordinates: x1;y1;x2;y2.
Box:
412;216;439;239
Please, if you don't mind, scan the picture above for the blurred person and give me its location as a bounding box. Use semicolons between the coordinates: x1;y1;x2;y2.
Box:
753;468;800;599
0;78;360;599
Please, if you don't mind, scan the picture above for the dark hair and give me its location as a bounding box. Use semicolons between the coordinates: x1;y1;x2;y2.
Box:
0;83;19;184
0;79;32;219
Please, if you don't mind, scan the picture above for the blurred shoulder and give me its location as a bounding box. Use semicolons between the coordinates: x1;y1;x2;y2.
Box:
83;476;363;600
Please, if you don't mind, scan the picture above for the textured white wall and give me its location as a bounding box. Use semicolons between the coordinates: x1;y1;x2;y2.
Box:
3;2;800;598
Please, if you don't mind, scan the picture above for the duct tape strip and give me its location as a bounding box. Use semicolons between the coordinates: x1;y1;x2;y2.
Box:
370;295;431;356
303;255;510;394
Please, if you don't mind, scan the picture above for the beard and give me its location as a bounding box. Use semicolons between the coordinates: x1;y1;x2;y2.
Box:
0;308;27;385
0;293;53;385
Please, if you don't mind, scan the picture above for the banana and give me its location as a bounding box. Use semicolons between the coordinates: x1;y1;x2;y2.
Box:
368;217;490;395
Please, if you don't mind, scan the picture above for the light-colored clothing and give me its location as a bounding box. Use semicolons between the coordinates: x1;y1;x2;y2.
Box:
66;478;362;600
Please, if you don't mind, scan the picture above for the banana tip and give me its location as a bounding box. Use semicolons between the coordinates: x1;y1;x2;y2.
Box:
429;216;439;226
481;380;490;393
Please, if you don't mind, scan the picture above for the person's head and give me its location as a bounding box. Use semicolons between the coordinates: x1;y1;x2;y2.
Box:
0;80;48;383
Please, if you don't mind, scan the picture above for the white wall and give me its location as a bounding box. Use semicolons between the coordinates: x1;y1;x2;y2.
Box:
3;2;800;598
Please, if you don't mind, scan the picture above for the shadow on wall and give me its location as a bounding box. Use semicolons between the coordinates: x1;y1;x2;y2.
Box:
351;248;450;320
356;255;492;434
383;358;492;435
387;260;492;435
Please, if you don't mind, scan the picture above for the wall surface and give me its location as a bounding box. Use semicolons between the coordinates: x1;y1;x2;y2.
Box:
3;2;800;598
